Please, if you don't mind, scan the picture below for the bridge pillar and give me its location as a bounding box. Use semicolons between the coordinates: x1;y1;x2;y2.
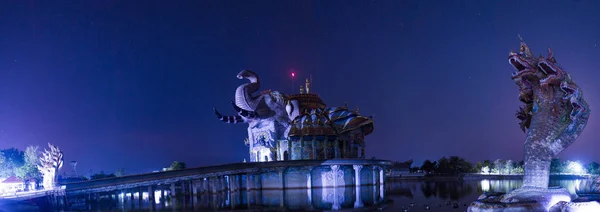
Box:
130;189;134;209
278;168;285;189
94;193;100;210
246;173;252;191
224;175;228;191
331;165;340;188
234;175;239;191
220;176;225;192
233;175;239;191
170;183;176;198
278;168;285;207
237;175;242;191
210;177;218;193
227;175;233;192
114;190;119;206
371;166;377;185
86;193;91;211
379;167;384;185
137;187;143;210
256;173;262;189
353;165;363;186
217;176;222;192
148;185;155;211
160;188;166;209
372;183;377;204
201;178;207;194
183;180;190;209
191;179;197;208
305;166;313;188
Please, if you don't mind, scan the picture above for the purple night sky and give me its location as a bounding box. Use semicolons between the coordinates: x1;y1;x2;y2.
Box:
0;0;599;175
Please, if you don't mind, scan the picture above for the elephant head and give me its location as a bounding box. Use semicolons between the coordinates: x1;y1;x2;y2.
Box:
215;70;293;162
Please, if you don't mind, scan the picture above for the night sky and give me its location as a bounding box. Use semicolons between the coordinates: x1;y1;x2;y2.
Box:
1;0;599;175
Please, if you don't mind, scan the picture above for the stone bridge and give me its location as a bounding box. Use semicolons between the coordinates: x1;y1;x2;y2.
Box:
63;159;391;210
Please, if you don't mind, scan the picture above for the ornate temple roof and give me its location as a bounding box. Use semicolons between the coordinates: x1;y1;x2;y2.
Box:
286;93;327;110
288;105;374;139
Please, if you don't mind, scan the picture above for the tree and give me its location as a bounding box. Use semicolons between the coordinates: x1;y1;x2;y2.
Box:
0;148;25;177
481;166;490;174
586;162;600;175
436;157;451;174
449;156;474;174
505;160;514;175
15;145;42;182
512;166;524;174
436;156;473;175
550;158;563;173
168;161;186;171
24;146;40;165
512;161;525;174
494;159;505;174
90;171;116;180
16;164;42;182
420;160;436;174
114;168;126;177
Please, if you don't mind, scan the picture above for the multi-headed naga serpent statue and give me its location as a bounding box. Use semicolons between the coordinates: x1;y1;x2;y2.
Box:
469;36;591;211
509;36;590;189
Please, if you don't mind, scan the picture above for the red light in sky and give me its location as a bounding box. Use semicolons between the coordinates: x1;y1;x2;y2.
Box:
291;72;295;77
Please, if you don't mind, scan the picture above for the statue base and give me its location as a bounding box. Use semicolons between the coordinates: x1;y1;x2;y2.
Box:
468;187;572;212
469;187;600;212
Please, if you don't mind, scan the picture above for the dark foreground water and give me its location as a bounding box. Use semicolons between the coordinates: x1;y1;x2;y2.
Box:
0;179;588;211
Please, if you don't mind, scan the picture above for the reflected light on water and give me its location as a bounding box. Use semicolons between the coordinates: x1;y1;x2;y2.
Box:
480;179;490;192
154;190;161;204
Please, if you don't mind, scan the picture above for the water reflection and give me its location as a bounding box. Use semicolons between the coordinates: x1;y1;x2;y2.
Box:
68;185;386;211
385;179;586;212
63;179;589;211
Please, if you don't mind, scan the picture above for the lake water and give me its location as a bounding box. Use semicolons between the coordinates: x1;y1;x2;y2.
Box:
384;178;586;212
0;178;588;211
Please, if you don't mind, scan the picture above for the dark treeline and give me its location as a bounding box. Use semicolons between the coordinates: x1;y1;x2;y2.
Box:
2;145;189;182
412;156;600;176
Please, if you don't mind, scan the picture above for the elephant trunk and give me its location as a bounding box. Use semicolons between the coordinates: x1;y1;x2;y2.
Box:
235;70;263;111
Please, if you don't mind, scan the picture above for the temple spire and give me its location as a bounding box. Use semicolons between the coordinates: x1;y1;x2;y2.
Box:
305;78;311;94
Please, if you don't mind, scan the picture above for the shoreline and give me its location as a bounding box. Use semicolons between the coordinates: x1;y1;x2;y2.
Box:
388;174;596;181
